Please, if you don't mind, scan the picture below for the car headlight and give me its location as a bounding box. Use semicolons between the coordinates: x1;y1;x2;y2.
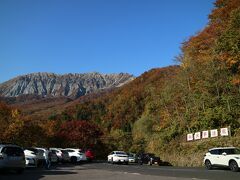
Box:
234;157;240;159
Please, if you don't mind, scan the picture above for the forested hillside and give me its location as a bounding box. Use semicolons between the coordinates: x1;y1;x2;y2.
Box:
0;0;239;166
59;0;240;165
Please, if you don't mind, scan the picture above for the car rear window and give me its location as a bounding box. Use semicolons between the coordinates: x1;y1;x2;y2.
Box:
51;151;57;155
116;152;127;155
61;150;69;154
148;153;155;157
2;147;24;156
66;150;74;152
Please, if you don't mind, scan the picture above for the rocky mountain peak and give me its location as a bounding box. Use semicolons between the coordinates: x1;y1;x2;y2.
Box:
0;72;134;98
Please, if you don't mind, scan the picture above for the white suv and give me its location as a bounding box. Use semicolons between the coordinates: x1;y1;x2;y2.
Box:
204;147;240;172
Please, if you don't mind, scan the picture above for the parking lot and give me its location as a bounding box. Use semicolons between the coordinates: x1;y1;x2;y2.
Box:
0;162;239;180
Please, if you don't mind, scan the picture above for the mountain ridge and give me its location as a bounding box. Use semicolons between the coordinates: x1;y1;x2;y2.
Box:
0;72;134;98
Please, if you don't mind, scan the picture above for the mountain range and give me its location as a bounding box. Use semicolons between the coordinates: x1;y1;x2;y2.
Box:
0;72;134;99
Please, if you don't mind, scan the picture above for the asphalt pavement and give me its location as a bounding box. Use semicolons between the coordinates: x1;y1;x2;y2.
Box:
0;162;239;180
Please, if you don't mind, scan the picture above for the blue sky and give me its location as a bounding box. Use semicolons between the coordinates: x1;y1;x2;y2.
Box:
0;0;215;83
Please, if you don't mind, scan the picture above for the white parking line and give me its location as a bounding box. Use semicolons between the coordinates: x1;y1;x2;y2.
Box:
123;172;141;175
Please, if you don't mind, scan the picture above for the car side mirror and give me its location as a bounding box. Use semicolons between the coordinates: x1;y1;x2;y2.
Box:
222;152;227;156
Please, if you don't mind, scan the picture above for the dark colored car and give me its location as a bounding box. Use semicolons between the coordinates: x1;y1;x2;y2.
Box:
137;153;161;165
0;144;25;174
85;149;94;162
48;150;58;164
60;150;70;163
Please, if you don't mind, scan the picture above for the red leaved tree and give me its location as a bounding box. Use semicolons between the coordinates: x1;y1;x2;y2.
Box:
56;120;103;148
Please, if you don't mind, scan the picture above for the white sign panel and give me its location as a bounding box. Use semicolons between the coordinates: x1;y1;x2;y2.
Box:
202;130;209;139
194;132;201;140
187;133;193;141
220;128;229;136
210;129;218;137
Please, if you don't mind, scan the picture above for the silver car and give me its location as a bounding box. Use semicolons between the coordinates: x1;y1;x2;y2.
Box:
0;144;25;174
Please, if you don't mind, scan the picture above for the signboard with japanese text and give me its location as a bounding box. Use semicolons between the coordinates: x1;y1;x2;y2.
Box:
187;127;230;142
202;130;209;139
194;132;201;140
220;127;229;136
187;133;193;141
210;129;218;137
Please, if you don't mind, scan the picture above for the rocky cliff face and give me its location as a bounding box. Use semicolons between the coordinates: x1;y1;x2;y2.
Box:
0;72;134;98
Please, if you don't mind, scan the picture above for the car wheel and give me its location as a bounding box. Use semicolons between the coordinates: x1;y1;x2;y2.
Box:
71;156;77;164
229;160;239;172
205;160;212;170
16;168;24;174
137;160;142;165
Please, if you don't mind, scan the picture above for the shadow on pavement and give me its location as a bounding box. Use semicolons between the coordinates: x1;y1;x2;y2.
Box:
0;161;102;180
161;161;172;166
0;167;78;180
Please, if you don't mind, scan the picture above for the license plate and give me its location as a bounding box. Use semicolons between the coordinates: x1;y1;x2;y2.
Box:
9;156;21;160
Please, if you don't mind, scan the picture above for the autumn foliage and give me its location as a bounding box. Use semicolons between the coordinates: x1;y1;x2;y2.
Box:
0;102;46;147
0;0;240;165
56;120;103;148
